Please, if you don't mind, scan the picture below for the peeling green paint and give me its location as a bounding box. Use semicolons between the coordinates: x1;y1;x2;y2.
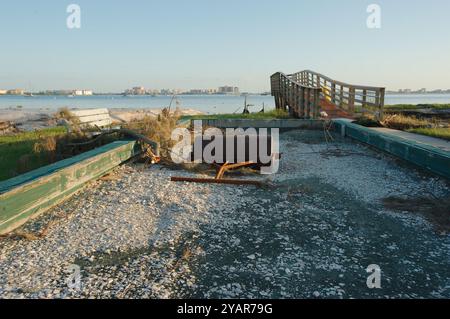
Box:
0;140;141;235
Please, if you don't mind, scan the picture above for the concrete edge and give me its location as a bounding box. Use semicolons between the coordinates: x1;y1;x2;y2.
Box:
192;118;325;130
332;119;450;179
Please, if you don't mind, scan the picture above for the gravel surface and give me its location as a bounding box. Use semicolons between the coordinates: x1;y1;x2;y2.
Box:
0;130;449;299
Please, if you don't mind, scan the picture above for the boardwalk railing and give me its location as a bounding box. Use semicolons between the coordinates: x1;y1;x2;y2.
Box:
271;70;385;119
271;72;322;118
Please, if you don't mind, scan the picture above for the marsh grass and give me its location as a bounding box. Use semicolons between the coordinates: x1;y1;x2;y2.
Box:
0;125;118;182
354;113;450;140
180;109;290;121
0;127;67;181
380;114;435;130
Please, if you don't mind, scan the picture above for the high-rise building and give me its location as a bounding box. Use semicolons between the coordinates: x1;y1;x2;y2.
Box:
73;89;94;96
218;86;239;95
7;89;24;95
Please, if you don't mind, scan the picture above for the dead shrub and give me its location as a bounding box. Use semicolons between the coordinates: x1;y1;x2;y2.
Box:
125;107;181;160
54;107;84;135
54;107;78;123
355;114;439;131
33;136;58;162
380;114;435;130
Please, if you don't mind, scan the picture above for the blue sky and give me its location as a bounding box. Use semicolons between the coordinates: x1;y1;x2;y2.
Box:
0;0;449;92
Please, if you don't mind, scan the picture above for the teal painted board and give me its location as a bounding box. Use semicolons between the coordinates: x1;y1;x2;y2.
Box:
0;140;136;194
332;120;450;179
0;140;140;234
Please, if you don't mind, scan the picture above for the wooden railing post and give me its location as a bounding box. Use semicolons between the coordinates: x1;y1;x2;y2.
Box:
362;89;367;109
378;88;385;121
339;85;344;108
294;84;300;117
331;83;336;104
313;89;320;118
349;87;355;113
289;82;295;110
304;88;310;118
299;87;305;118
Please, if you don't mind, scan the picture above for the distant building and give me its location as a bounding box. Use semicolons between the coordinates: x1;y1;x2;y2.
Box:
0;90;7;95
218;86;239;95
124;87;147;95
71;89;94;96
160;89;179;95
132;87;146;95
44;90;73;95
7;89;24;95
146;89;160;95
186;88;217;95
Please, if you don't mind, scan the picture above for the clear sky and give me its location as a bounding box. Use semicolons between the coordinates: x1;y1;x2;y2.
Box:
0;0;449;92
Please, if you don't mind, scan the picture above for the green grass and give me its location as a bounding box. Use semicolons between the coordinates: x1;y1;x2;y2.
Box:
407;127;450;141
385;104;450;110
0;127;67;182
180;109;291;121
0;127;66;144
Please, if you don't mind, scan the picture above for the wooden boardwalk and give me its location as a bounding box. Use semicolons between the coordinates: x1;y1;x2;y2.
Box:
319;98;354;119
271;70;385;120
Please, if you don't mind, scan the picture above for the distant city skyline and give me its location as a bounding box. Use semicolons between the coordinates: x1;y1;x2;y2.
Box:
0;85;245;96
2;85;450;96
1;0;450;92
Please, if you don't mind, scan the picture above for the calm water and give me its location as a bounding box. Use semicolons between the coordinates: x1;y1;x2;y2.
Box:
0;95;274;114
0;94;449;114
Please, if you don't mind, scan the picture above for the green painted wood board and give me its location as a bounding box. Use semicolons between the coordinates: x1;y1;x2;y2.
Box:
0;140;140;234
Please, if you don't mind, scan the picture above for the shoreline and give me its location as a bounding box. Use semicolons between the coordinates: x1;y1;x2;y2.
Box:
0;107;204;132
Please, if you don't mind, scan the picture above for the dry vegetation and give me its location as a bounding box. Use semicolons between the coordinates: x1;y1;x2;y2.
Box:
0;108;122;181
355;113;450;140
124;107;182;160
0;107;192;181
30;108;120;165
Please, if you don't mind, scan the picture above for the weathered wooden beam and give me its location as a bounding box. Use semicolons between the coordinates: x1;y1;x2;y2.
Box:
313;89;320;118
349;87;356;113
0;140;141;235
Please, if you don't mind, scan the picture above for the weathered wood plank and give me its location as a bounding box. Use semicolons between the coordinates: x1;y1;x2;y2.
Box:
72;108;113;128
0;140;141;235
